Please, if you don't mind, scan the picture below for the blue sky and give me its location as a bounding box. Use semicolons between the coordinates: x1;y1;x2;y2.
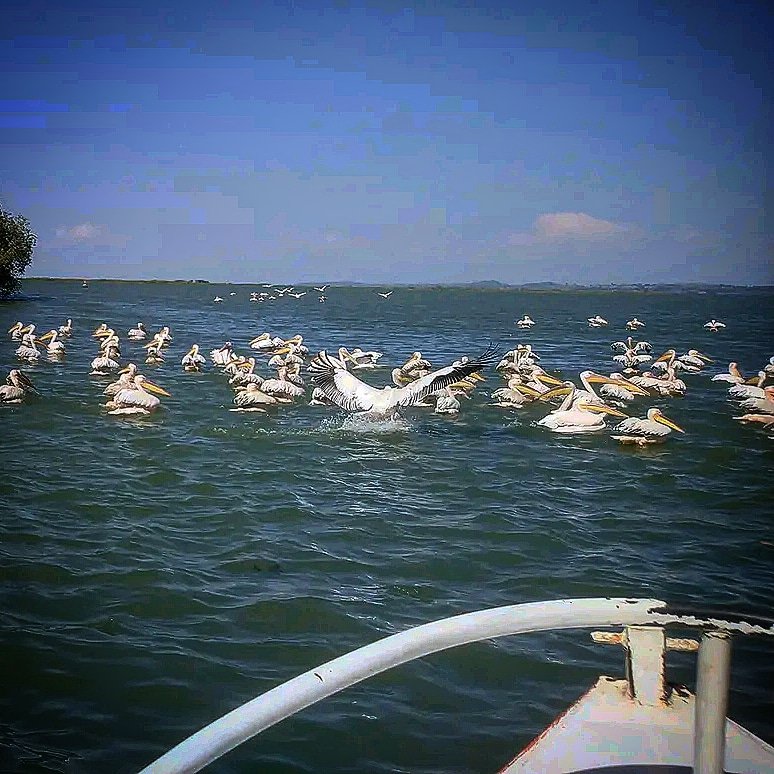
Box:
2;0;771;284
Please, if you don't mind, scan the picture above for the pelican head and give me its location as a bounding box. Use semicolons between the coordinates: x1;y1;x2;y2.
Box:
538;381;575;401
9;369;37;392
654;349;677;364
648;408;684;433
578;403;628;418
687;349;713;363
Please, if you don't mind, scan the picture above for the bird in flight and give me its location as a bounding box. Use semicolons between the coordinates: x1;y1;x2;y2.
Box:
377;291;393;298
314;285;329;292
308;345;498;417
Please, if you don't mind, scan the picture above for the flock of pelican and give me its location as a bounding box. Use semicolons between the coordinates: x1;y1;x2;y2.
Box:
3;315;772;442
210;285;396;305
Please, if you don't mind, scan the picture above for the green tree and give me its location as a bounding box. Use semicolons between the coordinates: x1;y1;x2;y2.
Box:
0;207;37;298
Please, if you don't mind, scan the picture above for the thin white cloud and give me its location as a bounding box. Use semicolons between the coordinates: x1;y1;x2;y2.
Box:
55;222;102;242
506;211;627;247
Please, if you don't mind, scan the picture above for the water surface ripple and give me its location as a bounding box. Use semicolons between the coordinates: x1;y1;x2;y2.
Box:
1;281;773;773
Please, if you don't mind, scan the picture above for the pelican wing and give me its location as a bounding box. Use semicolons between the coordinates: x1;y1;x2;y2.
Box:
390;346;499;409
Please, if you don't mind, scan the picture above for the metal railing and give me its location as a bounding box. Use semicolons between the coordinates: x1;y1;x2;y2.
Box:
138;597;773;774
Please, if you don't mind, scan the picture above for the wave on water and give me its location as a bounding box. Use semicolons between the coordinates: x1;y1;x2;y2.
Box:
321;412;414;435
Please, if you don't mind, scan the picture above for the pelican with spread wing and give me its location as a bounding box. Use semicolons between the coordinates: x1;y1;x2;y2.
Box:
308;346;498;417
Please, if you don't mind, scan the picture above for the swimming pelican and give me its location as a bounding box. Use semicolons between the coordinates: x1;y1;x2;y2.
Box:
677;350;713;371
92;323;109;338
38;329;66;356
8;322;25;340
104;363;139;396
434;387;468;415
626;317;646;330
260;366;305;400
611;408;685;445
90;347;121;374
537;383;627;433
213;296;223;303
588;315;609;328
728;372;768;400
733;413;774;428
491;376;542;408
105;375;170;415
338;347;383;369
704;319;726;332
308;346;497;417
711;363;745;384
181;344;206;372
516;315;535;329
145;345;165;365
128;322;147;340
15;330;41;362
739;387;774;415
229;358;264;387
249;333;275;351
0;370;37;403
598;373;649;403
58;319;73;337
211;342;235;366
231;383;278;411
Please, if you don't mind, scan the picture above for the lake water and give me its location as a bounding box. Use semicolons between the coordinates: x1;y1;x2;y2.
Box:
1;279;772;773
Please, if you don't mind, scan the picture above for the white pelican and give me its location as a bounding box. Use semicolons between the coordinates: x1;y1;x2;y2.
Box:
704;319;726;332
570;370;645;406
398;351;433;379
260;366;305;400
740;387;774;415
711;363;745;384
676;349;712;371
338;347;382;369
626;317;646;330
733;413;774;428
249;292;259;302
38;329;66;356
599;373;649;403
319;295;327;303
92;323;109;338
15;330;41;362
516;315;535;329
377;291;393;298
104;364;139;396
434;387;467;415
588;315;609;328
314;285;329;292
213;296;223;303
308;346;497;417
90;348;121;374
651;350;700;373
211;342;235;366
0;370;37;403
82;280;88;288
728;372;768;400
231;383;278;411
128;322;147;340
145;345;165;365
611;408;685;445
766;357;774;376
8;322;25;340
309;387;337;405
491;377;542;408
229;358;263;387
105;375;170;415
181;344;206;372
249;333;275;351
58;319;73;337
537;383;627;433
224;356;247;377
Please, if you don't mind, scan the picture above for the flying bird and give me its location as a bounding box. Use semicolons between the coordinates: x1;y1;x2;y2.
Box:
377;291;393;298
308;346;498;417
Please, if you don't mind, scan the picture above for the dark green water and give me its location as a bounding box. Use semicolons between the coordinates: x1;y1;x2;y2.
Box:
1;279;773;773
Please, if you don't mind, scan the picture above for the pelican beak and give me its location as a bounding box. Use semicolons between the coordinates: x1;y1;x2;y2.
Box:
655;413;685;433
38;331;54;342
119;365;133;374
142;380;171;397
186;347;195;357
586;373;617;385
272;346;291;355
535;373;563;386
21;324;34;334
696;352;713;363
515;385;542;397
7;323;20;333
618;378;649;396
579;403;628;418
654;351;673;363
539;385;573;401
469;372;486;382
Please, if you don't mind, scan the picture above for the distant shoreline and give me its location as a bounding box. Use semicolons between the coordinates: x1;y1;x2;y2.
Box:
25;277;774;291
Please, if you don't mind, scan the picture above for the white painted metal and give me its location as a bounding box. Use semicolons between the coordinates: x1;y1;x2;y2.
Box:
626;625;666;706
138;598;774;774
139;598;667;774
695;631;732;774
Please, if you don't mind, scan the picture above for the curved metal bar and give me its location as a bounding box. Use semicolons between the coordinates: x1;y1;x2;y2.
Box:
140;598;665;773
138;597;774;774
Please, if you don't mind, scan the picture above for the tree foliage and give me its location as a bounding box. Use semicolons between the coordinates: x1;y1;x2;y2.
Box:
0;207;37;298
